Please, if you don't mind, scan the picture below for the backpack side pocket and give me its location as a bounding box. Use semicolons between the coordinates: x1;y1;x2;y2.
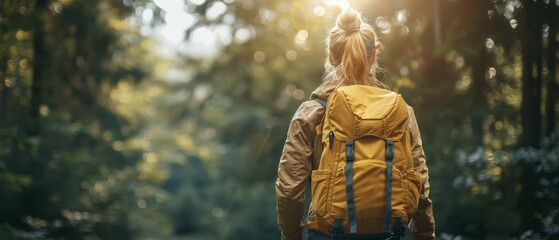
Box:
311;170;332;218
403;170;422;219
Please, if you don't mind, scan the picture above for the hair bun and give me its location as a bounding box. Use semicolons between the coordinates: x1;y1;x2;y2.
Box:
336;9;362;34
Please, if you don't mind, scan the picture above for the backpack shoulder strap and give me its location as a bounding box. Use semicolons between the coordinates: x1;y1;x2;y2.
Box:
314;98;327;107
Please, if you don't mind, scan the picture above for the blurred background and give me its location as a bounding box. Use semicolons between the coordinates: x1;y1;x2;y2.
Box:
0;0;558;239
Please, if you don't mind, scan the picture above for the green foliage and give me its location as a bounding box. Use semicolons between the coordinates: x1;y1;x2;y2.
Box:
452;135;559;239
221;184;279;240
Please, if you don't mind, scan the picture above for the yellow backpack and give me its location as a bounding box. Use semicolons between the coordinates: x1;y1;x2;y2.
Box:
309;85;422;239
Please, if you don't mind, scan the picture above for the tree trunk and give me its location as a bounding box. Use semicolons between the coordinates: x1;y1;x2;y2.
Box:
0;8;9;123
518;0;543;232
545;5;557;137
533;2;544;141
0;52;8;123
518;0;545;148
29;0;48;135
519;13;542;148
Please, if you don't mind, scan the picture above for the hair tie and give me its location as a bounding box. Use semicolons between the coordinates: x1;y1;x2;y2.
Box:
346;26;360;34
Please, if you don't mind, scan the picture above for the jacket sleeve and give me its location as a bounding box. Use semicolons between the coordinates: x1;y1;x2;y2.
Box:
407;107;436;240
276;101;322;240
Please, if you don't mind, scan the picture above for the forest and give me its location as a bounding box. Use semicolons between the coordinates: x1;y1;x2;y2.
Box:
0;0;558;239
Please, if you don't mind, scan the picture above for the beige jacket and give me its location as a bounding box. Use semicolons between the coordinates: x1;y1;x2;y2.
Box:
275;79;436;240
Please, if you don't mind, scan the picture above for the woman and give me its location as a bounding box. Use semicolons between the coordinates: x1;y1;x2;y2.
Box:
275;9;435;240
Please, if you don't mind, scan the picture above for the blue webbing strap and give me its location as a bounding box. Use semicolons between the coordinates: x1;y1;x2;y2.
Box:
329;132;334;149
391;218;406;240
384;140;394;233
345;140;357;233
332;219;344;239
332;217;401;240
314;98;327;107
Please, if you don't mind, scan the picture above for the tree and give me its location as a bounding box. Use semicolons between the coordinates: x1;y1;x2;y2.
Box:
0;0;170;238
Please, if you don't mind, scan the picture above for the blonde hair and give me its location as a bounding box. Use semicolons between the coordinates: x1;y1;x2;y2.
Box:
324;9;379;86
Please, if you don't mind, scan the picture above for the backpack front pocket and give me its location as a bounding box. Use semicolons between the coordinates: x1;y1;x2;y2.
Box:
330;161;405;221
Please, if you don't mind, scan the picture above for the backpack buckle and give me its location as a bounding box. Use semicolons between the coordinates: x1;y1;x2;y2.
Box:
385;140;394;161
345;140;354;162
